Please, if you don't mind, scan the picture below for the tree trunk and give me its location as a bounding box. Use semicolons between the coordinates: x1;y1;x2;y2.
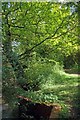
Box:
2;6;28;90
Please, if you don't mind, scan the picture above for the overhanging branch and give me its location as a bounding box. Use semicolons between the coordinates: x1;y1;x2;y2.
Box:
19;18;64;58
19;21;76;59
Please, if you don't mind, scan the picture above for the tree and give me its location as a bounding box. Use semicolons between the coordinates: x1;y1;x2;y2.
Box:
2;2;78;92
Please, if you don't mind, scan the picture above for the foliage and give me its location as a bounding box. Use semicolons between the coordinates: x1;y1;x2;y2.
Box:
2;2;79;64
2;1;80;118
2;54;17;105
16;72;79;118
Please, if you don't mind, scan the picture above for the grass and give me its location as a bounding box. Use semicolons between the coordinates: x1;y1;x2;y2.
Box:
16;70;80;118
3;63;80;118
40;72;79;118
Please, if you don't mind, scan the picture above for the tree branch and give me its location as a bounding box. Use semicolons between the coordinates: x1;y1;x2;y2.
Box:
20;14;75;58
10;25;25;28
19;19;64;57
20;24;76;60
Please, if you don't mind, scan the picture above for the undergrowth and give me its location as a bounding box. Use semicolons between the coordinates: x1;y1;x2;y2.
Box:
15;63;79;118
3;62;80;118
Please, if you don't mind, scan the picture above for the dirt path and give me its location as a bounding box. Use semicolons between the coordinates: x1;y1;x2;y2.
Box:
64;69;80;75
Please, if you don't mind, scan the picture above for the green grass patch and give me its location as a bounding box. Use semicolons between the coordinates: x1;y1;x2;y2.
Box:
16;70;80;118
4;63;80;118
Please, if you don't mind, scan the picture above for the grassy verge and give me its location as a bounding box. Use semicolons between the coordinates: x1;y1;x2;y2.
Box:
3;62;80;119
16;71;80;118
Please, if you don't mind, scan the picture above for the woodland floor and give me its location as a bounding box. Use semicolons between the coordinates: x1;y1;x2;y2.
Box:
1;69;80;119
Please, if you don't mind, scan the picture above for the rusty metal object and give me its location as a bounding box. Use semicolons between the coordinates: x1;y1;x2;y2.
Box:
17;96;61;120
